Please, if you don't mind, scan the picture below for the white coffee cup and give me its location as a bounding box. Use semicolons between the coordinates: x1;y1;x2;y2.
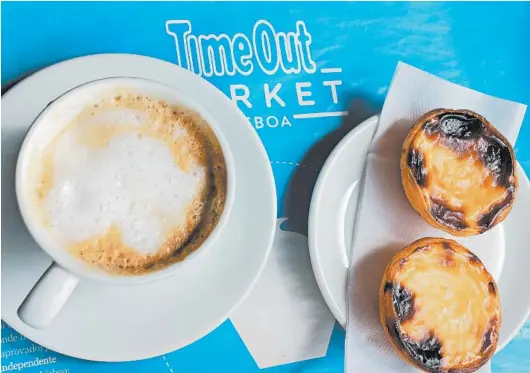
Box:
15;77;235;329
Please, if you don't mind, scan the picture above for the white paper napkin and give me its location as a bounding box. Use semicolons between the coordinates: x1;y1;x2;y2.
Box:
231;218;336;368
345;62;527;373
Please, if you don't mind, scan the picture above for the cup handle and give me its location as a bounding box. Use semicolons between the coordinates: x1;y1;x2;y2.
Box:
18;262;79;329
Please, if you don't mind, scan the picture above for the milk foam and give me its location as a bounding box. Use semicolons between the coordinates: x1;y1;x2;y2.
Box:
85;107;148;127
31;92;227;275
47;128;206;254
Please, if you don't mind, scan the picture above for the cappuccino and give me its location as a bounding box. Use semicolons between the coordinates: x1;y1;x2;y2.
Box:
27;91;227;275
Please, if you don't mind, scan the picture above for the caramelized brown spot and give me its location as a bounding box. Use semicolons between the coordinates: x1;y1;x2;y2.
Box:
429;197;468;230
437;112;482;139
401;330;443;371
413;244;431;255
477;136;514;188
477;188;515;231
468;253;481;264
480;317;499;354
387;318;402;343
407;148;428;187
443;242;453;252
488;282;496;296
392;283;416;322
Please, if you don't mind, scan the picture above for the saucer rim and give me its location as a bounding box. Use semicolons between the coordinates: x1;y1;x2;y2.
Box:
1;53;277;362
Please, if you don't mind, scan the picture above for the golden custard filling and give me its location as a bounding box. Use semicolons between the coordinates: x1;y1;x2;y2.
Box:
380;238;501;372
412;131;508;224
405;109;516;234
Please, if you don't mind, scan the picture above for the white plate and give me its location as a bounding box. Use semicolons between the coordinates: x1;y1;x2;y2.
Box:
308;115;530;351
1;54;277;361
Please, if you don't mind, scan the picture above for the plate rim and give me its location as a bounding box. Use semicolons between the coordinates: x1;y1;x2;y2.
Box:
308;115;530;353
1;53;277;361
308;115;378;327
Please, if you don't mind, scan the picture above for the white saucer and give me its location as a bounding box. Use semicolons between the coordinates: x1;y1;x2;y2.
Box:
308;115;530;351
1;54;277;361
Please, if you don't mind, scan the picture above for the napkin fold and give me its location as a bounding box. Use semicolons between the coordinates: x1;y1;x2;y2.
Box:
345;62;527;373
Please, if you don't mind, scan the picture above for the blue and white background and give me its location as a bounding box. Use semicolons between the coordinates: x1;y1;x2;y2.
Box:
2;2;529;373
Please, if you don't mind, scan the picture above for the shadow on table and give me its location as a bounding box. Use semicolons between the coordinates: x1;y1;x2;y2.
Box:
282;93;381;236
1;70;37;95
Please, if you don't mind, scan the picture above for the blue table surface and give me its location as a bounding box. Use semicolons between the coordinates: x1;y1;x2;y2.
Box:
2;2;529;373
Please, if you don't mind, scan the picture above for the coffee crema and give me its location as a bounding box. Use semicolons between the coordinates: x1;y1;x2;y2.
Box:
29;92;227;275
